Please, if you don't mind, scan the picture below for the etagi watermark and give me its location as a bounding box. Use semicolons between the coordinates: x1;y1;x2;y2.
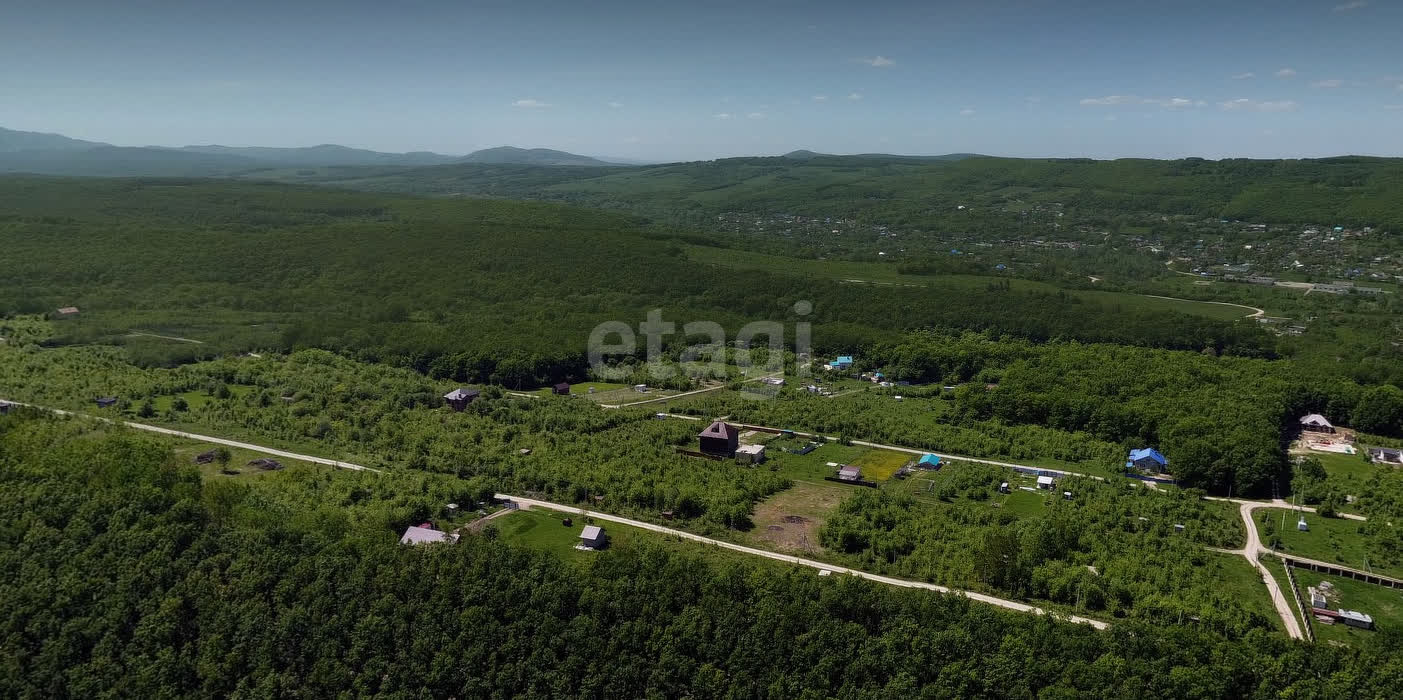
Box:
588;301;814;389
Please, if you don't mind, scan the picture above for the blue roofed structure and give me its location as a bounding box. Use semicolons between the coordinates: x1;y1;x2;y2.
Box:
829;355;853;369
1127;448;1168;473
917;454;942;469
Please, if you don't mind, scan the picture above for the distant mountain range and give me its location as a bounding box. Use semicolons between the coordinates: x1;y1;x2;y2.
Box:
0;127;631;176
782;149;984;161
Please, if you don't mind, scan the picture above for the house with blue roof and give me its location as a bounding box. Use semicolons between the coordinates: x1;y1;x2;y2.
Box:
828;355;853;370
917;454;942;470
1127;448;1168;474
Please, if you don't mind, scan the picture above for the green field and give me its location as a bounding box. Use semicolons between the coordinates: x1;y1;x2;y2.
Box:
684;244;1257;321
1267;508;1401;577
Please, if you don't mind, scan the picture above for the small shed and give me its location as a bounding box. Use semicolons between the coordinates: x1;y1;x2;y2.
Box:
1300;414;1335;434
247;458;284;470
95;396;118;408
55;306;80;317
916;454;942;470
735;443;766;465
0;400;13;415
399;525;459;546
999;482;1010;494
1126;448;1169;473
194;450;218;464
579;525;607;549
443;388;480;411
837;465;862;481
698;420;739;457
633;384;649;393
1298;516;1309;532
1036;475;1055;489
552;382;571;395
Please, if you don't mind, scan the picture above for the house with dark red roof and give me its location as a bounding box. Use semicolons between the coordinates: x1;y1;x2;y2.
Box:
698;420;738;457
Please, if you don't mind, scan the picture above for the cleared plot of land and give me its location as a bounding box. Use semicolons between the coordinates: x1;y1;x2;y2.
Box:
495;507;778;570
747;481;850;554
1292;569;1403;646
150;385;256;413
1266;508;1401;577
167;439;320;480
849;449;911;482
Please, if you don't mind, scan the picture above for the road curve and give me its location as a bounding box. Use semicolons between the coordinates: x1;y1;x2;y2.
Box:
1214;500;1305;639
4;401;381;473
1138;294;1265;319
497;493;1109;629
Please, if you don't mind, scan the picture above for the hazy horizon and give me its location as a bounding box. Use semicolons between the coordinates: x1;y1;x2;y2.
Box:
4;0;1403;161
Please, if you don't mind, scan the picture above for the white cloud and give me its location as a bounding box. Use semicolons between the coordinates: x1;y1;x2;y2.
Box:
713;112;732;120
746;112;766;120
1081;95;1201;109
1311;79;1343;88
512;98;552;108
607;101;623;108
858;56;895;68
1275;68;1297;78
1232;72;1256;80
1219;98;1300;112
1080;95;1138;105
847;92;862;101
812;94;828;101
1333;0;1367;11
959;108;976;116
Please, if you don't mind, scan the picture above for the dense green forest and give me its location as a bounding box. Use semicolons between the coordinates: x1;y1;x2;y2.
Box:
0;177;1275;379
8;412;1403;698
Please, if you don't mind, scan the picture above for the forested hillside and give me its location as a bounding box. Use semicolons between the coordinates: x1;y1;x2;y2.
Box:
6;412;1403;698
264;153;1403;233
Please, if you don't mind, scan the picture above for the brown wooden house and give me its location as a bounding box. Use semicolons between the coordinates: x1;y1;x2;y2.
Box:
1300;414;1335;434
442;388;481;411
698;420;739;457
552;382;571;395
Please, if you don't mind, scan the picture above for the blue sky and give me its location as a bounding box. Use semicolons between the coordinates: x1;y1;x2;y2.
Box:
2;0;1401;160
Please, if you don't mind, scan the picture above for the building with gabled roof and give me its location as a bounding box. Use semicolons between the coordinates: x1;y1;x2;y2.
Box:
1300;414;1334;433
579;525;607;549
917;454;942;470
443;387;480;411
1127;448;1169;474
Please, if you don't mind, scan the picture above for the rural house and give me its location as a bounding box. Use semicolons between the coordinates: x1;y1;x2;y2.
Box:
55;306;79;318
442;388;480;411
552;382;571;395
837;465;862;481
0;400;13;415
917;454;942;470
579;525;607;549
399;524;459;545
1299;414;1335;434
94;396;118;408
1127;448;1168;473
1037;475;1056;489
698;420;739;457
828;355;854;370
